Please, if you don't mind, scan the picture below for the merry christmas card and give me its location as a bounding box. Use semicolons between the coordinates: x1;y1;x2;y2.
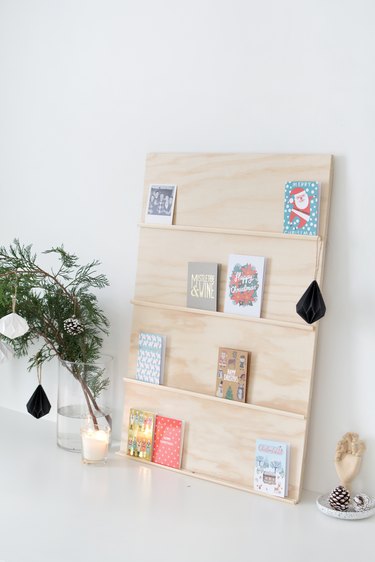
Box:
215;347;250;403
223;254;266;318
152;415;184;469
283;181;320;235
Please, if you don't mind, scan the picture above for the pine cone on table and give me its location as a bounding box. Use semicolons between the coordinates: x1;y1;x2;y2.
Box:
329;485;350;511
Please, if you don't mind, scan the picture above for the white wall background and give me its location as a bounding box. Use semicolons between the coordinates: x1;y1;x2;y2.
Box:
0;0;374;495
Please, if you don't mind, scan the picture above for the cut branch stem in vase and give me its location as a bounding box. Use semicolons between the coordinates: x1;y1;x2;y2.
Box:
0;240;111;451
66;361;112;431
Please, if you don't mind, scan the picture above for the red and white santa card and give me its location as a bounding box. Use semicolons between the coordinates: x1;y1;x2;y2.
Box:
152;415;184;469
283;181;320;236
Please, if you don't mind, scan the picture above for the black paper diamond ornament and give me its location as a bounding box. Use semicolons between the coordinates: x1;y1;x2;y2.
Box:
26;364;51;419
296;280;326;324
26;385;51;419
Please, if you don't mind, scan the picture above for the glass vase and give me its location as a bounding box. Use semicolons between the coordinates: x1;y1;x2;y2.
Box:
57;356;113;452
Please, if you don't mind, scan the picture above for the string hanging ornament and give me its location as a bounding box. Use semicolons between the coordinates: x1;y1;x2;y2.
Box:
63;296;84;336
26;363;51;419
296;238;326;324
0;284;29;339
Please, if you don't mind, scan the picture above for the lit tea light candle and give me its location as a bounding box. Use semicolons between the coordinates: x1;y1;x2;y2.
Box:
81;427;110;463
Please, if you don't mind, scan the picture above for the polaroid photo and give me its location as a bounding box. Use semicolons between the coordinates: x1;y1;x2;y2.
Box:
145;184;177;224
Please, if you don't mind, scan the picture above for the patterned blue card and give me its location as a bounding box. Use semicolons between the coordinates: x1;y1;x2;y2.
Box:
283;181;320;235
254;439;290;497
136;332;166;384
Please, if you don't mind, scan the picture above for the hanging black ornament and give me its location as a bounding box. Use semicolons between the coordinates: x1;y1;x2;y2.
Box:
26;364;51;419
26;385;51;419
296;280;326;324
64;316;84;335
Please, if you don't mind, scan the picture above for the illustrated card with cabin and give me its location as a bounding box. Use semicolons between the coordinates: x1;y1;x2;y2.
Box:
254;439;290;497
215;347;249;403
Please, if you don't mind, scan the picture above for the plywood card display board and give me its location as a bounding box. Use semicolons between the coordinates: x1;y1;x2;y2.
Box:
119;153;333;504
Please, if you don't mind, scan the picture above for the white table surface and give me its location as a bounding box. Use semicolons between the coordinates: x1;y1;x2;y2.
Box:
0;407;373;562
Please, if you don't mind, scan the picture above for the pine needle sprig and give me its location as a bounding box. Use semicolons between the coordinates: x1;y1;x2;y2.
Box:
0;238;110;374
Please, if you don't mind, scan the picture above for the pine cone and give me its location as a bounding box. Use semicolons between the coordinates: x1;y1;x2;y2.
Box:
63;316;84;336
329;485;350;511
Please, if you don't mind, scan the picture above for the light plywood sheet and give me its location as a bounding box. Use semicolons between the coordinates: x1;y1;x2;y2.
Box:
121;380;306;503
142;153;333;240
121;152;333;503
134;226;322;323
128;304;315;416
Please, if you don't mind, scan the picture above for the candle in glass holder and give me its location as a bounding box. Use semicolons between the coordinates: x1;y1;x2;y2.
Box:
81;426;110;464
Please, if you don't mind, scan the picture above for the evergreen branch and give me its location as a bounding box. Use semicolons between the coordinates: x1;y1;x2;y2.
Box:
0;240;111;423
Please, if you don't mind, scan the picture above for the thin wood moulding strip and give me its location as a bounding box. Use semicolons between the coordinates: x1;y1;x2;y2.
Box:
123;377;306;420
138;222;321;242
131;299;314;332
117;454;298;505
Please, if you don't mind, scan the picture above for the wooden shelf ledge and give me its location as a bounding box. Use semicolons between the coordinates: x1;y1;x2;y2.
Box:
123;377;306;420
117;453;298;504
131;299;314;332
139;222;321;242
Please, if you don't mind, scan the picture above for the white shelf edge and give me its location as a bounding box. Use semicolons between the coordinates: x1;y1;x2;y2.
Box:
123;377;307;421
116;452;298;504
139;222;321;242
131;299;314;332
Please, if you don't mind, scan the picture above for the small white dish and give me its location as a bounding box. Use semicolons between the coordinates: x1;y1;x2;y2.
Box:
316;493;375;520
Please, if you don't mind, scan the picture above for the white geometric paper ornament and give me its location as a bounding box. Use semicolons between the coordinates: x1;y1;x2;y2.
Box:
0;312;29;339
0;294;29;340
0;341;14;363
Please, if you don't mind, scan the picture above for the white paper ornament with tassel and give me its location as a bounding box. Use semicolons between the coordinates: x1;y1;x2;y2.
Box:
0;294;29;340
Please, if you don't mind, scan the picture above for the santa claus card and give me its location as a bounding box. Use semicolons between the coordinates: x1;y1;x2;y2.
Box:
283;181;320;235
223;254;266;318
